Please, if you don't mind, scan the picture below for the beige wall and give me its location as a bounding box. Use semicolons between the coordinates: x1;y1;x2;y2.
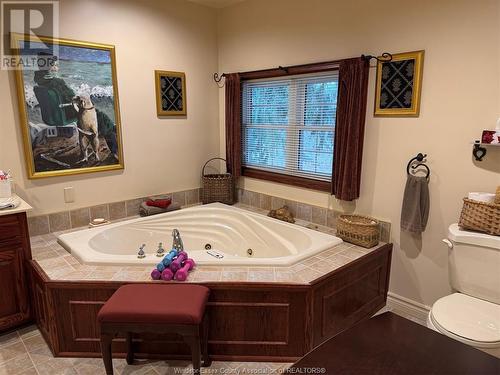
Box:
1;0;498;307
0;0;219;215
217;0;500;306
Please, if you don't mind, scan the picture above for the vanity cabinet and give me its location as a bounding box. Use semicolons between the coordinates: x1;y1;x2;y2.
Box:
0;212;32;332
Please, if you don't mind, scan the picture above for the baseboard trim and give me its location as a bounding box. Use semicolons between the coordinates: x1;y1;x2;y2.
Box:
386;292;431;326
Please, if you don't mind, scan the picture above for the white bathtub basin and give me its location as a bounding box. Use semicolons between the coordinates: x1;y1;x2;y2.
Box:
57;203;342;266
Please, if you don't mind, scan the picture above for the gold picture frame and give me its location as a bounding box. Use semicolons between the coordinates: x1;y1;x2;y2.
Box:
12;33;124;179
374;50;424;117
155;70;187;116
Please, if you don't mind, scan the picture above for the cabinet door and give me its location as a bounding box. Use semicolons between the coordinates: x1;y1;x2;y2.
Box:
0;246;30;331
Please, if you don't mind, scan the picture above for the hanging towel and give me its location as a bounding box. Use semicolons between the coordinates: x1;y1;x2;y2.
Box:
401;175;430;233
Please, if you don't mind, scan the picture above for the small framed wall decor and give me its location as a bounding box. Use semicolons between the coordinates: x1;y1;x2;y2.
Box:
374;50;424;117
155;70;187;116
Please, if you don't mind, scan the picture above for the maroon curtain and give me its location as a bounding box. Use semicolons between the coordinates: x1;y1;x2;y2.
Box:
225;73;242;178
332;57;370;200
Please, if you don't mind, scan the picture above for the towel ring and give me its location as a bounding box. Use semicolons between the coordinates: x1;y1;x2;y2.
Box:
406;153;430;179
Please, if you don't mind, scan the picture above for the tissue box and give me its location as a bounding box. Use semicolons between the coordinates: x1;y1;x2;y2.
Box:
0;179;11;199
481;130;500;144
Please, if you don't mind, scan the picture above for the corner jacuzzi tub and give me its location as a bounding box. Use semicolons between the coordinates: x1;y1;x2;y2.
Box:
58;203;342;266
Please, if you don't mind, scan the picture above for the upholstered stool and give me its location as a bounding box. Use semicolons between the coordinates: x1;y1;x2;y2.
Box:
97;284;211;375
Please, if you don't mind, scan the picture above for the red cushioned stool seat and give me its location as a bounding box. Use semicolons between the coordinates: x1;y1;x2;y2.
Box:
98;284;209;325
98;284;211;375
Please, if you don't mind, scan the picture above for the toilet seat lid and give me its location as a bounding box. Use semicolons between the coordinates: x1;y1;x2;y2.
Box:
431;293;500;344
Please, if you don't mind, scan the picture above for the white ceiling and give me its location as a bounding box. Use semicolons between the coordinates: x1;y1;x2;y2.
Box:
186;0;246;9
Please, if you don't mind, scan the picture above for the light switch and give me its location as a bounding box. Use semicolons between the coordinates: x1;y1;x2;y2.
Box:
64;187;75;203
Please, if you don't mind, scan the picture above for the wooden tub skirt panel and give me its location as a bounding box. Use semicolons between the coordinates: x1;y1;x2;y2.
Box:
30;244;392;362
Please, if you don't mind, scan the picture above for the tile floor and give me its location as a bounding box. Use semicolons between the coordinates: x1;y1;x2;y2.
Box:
0;325;291;375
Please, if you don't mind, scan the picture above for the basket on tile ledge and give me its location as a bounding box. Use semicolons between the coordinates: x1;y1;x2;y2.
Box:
458;198;500;236
336;214;380;248
201;157;235;205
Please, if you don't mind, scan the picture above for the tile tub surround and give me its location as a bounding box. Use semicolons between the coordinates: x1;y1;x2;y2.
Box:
0;325;291;375
31;208;386;284
27;188;201;236
28;208;392;362
237;188;392;242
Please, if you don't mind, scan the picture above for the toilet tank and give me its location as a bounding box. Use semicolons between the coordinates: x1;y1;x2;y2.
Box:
445;224;500;305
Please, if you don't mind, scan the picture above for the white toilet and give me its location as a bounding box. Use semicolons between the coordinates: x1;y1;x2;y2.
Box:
427;224;500;357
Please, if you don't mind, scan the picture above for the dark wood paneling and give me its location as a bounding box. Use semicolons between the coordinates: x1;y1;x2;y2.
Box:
207;302;290;344
312;246;391;346
0;213;32;332
30;263;53;350
204;285;310;359
0;249;26;320
69;301;105;342
30;244;392;362
52;286;117;355
0;215;22;244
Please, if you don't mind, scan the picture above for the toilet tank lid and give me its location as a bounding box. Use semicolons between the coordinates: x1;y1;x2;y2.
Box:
449;224;500;249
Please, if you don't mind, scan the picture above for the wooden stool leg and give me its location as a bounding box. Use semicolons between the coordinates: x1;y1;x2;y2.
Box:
100;333;114;375
201;314;211;367
126;332;134;365
184;332;201;374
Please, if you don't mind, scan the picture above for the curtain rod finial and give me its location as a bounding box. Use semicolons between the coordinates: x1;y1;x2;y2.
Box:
214;72;226;87
362;52;393;62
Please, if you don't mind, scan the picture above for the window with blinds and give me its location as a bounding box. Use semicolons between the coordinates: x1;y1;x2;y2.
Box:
241;71;339;182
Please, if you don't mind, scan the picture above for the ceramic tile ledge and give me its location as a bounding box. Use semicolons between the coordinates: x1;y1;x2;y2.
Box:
30;205;387;285
27;188;201;236
236;188;392;243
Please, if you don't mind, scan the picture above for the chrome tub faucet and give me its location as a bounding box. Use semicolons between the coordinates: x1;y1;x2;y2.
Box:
156;242;165;257
137;244;146;259
172;229;184;252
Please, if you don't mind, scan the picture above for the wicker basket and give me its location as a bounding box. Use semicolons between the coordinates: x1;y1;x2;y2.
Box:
458;198;500;236
495;186;500;205
201;158;234;205
336;215;380;248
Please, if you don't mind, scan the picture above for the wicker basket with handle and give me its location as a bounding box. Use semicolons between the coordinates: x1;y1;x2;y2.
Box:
336;214;380;248
201;158;234;205
458;198;500;236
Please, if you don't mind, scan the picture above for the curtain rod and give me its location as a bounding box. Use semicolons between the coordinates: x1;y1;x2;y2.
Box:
213;52;392;86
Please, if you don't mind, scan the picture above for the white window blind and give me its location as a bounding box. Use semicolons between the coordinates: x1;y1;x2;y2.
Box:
241;71;339;182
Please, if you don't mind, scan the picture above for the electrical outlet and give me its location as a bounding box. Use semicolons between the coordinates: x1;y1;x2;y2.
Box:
64;187;75;203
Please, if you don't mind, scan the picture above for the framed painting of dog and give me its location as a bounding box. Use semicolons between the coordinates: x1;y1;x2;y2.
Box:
155;70;187;116
11;33;124;179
